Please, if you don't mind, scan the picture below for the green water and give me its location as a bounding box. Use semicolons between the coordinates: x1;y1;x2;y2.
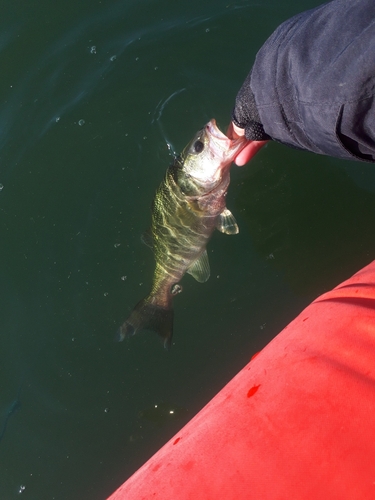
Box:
1;0;375;498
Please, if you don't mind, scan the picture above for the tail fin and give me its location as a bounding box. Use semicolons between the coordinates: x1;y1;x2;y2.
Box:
116;298;173;349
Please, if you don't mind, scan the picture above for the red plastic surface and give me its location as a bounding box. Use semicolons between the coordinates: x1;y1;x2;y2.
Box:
108;261;375;500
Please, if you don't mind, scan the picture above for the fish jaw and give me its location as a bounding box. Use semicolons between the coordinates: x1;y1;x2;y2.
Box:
182;119;247;189
206;119;247;165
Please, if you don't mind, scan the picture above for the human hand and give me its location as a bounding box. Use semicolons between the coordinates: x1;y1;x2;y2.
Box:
228;122;269;166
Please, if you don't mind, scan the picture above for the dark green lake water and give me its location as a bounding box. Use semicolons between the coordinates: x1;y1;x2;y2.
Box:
1;0;375;498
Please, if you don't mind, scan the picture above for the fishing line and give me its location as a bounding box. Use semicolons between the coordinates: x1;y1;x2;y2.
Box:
152;88;186;158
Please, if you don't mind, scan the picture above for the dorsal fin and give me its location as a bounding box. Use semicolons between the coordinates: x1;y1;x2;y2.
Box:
141;228;154;249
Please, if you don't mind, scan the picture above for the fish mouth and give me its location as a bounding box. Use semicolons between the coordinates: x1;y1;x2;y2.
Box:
206;119;247;161
205;119;229;151
206;119;226;140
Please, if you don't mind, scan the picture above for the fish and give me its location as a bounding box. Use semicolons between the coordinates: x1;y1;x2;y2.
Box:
117;119;246;348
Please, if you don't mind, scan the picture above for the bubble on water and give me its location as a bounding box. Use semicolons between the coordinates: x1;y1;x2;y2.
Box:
18;485;26;494
110;55;117;62
121;276;127;281
205;28;210;33
78;119;85;126
114;243;121;248
90;45;97;54
104;292;108;297
0;184;3;191
55;117;60;123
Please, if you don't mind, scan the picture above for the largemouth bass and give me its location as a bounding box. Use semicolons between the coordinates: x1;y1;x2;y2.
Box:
117;119;246;348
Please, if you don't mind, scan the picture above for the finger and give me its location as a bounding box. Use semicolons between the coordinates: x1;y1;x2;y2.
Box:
227;122;245;139
235;140;269;166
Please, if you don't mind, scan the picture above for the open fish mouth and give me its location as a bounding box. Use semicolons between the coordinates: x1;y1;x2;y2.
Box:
206;119;226;140
206;119;247;162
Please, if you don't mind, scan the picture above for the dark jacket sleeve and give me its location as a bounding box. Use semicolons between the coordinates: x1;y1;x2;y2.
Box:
234;0;375;162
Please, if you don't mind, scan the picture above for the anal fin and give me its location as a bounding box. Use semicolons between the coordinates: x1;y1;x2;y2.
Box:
186;250;210;283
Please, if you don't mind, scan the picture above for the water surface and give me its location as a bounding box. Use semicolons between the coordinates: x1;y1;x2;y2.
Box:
1;1;375;498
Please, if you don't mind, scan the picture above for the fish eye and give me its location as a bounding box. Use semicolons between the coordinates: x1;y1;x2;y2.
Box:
193;140;204;153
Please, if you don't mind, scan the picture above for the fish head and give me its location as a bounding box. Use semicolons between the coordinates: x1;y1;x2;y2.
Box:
175;119;247;196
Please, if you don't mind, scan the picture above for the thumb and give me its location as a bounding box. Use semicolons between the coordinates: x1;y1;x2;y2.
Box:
235;140;269;166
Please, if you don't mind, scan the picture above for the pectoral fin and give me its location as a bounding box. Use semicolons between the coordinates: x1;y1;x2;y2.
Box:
187;250;210;283
217;208;239;235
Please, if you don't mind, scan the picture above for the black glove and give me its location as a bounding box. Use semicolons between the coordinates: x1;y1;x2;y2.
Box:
232;71;271;141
